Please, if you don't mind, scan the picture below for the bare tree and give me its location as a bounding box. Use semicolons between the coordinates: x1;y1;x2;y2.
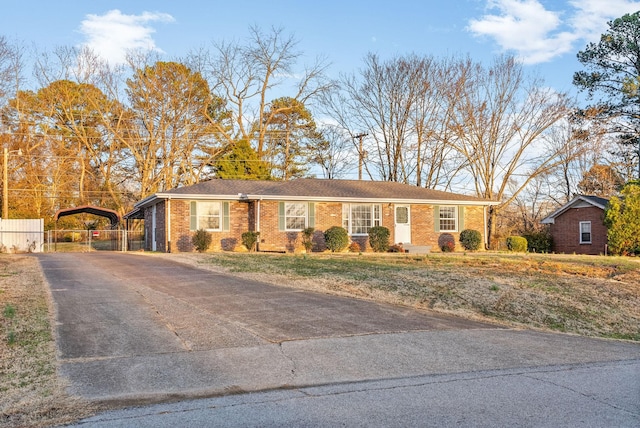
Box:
446;55;571;244
117;60;220;197
197;26;332;158
510;176;557;234
317;86;377;180
337;53;426;182
541;110;609;204
322;53;465;188
0;36;25;107
410;57;469;189
308;124;355;179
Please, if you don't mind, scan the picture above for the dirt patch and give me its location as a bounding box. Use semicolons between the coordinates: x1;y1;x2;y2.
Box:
0;255;97;427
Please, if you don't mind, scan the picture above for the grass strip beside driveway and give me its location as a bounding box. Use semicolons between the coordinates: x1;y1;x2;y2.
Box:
0;255;95;428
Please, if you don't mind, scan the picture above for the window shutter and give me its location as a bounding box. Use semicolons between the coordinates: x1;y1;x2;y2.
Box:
308;203;315;228
278;202;285;231
458;206;465;231
190;201;197;231
222;201;230;231
434;206;440;232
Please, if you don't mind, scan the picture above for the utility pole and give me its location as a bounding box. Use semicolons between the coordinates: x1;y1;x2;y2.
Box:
353;133;367;180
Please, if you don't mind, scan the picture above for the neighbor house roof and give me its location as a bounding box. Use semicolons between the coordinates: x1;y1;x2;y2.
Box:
541;195;609;224
132;178;498;210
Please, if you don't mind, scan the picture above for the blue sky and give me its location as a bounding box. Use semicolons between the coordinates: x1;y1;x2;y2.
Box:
3;0;640;95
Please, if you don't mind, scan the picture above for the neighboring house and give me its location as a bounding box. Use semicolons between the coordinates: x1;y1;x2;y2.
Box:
541;195;609;255
125;178;498;253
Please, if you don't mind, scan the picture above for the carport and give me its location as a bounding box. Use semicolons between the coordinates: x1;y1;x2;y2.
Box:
51;205;128;251
54;205;121;228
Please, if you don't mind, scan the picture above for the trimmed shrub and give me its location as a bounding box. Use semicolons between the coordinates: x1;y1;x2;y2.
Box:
368;226;390;252
522;231;553;253
506;236;528;252
241;231;260;252
302;227;315;252
348;241;361;253
192;229;212;253
324;226;349;252
438;233;456;252
459;229;482;251
441;240;455;252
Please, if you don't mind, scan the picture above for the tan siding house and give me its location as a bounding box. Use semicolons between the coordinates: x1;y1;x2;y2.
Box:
126;178;497;253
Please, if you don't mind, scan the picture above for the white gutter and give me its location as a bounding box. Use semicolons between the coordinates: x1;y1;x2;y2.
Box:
256;198;261;234
167;197;171;253
483;205;488;249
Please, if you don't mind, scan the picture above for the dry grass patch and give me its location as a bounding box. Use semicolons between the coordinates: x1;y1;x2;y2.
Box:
168;252;640;341
0;255;96;427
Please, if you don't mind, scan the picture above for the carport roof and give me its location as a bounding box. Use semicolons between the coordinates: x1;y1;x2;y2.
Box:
54;205;121;226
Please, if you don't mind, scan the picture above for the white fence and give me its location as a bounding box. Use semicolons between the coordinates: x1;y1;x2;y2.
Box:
0;219;44;253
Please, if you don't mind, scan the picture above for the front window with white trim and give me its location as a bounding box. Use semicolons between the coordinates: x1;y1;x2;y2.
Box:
439;206;457;232
580;221;592;244
285;202;307;230
342;203;381;235
194;201;221;231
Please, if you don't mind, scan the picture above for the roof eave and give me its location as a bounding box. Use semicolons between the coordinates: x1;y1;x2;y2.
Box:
143;192;497;205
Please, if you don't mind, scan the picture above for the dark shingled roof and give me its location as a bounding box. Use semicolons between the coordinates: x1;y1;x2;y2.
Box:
581;195;609;207
162;178;492;203
541;194;610;224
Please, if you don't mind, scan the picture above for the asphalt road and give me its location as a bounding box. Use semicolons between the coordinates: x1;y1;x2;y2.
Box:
38;252;640;427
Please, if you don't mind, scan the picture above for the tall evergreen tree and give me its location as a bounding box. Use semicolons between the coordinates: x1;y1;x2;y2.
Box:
574;12;640;179
214;140;270;180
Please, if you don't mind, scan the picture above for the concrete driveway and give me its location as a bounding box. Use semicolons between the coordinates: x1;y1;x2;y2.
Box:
38;253;640;422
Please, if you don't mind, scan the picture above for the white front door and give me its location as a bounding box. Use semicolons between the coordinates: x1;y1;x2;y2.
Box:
394;205;411;244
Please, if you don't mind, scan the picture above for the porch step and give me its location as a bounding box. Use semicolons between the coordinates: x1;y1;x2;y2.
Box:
402;244;432;254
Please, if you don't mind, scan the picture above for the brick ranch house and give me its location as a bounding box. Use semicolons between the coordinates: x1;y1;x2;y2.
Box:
541;195;609;255
125;178;498;253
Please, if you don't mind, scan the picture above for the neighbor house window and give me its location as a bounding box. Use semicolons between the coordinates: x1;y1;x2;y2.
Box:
439;206;458;232
580;221;592;244
278;202;315;231
190;201;230;231
342;204;381;235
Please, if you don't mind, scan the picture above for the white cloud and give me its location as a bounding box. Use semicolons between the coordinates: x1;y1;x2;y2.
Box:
468;0;640;64
79;10;174;65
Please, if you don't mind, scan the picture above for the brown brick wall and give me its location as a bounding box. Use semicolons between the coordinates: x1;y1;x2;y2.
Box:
410;205;486;251
143;201;167;252
169;200;251;252
550;207;607;255
143;199;488;253
255;202;487;253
